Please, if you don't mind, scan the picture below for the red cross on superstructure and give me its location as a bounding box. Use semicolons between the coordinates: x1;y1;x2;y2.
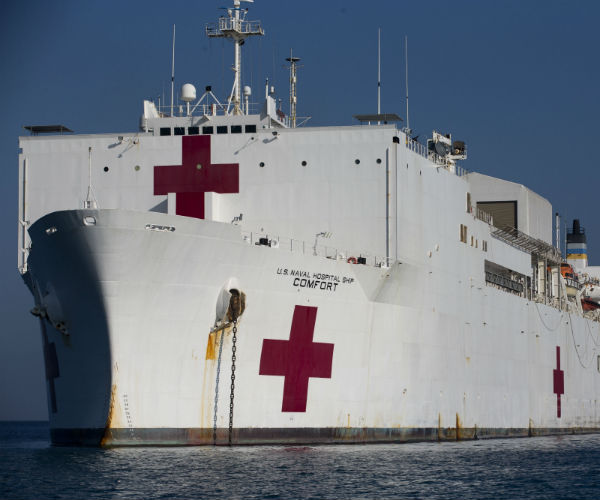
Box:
259;305;334;412
553;346;564;418
154;135;239;219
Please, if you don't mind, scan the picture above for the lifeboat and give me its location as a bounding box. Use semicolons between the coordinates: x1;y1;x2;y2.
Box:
582;297;600;311
560;263;580;298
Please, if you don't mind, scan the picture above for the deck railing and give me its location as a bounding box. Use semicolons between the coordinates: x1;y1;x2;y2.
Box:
241;230;391;268
403;135;469;177
475;207;493;225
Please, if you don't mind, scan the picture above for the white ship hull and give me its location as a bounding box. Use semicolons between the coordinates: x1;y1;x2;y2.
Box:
26;209;600;445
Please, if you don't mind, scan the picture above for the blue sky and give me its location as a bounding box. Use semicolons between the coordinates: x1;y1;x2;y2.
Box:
1;0;599;420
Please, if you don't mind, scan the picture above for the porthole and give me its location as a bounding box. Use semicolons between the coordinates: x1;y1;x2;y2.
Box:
134;165;141;172
376;158;382;164
103;166;109;172
355;159;360;165
301;161;307;166
83;216;97;226
259;162;265;168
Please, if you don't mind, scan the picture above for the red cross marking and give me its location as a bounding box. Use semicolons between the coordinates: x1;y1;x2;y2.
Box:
553;346;564;418
154;135;239;219
259;305;334;412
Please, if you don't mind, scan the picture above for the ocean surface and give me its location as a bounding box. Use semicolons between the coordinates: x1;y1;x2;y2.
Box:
1;422;599;499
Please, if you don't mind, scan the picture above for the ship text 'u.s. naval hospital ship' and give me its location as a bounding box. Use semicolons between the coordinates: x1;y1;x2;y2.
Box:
17;1;600;446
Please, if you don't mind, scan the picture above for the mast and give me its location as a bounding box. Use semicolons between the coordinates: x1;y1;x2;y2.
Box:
405;35;411;134
377;28;381;118
170;25;175;117
286;50;301;128
206;0;264;115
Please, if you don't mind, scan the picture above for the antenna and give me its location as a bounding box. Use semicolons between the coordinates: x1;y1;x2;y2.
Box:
555;212;561;254
170;24;176;117
286;50;301;128
377;28;381;119
405;35;411;135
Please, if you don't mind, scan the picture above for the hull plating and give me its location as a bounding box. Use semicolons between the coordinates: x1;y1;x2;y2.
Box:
27;209;600;446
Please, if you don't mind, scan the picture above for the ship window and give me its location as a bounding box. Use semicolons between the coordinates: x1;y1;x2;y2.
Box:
217;126;228;134
231;125;242;134
259;162;265;168
376;158;382;164
471;236;474;246
301;161;307;166
188;126;199;135
460;224;468;243
174;127;185;136
202;126;214;135
160;127;171;136
597;355;600;373
245;124;257;133
466;192;472;213
482;240;488;252
355;159;360;165
103;166;109;172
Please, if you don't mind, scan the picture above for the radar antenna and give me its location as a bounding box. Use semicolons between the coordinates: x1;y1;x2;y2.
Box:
206;0;264;115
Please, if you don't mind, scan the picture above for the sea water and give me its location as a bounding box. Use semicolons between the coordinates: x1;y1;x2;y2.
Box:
1;421;599;499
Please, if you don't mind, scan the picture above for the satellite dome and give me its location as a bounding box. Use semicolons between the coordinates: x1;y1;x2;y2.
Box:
243;85;252;96
181;84;196;102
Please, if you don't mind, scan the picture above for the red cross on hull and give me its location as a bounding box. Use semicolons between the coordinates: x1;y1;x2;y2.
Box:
553;346;564;418
154;135;239;219
259;305;334;412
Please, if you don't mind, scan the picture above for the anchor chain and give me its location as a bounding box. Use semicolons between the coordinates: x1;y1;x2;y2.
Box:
213;328;225;445
228;320;237;445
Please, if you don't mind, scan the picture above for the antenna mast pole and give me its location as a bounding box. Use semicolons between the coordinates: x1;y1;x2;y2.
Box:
171;24;175;117
377;28;381;118
286;50;301;128
405;35;410;134
206;0;264;115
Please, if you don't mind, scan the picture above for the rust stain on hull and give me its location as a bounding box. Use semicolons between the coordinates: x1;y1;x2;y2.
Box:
205;331;217;360
92;425;593;447
100;384;117;446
